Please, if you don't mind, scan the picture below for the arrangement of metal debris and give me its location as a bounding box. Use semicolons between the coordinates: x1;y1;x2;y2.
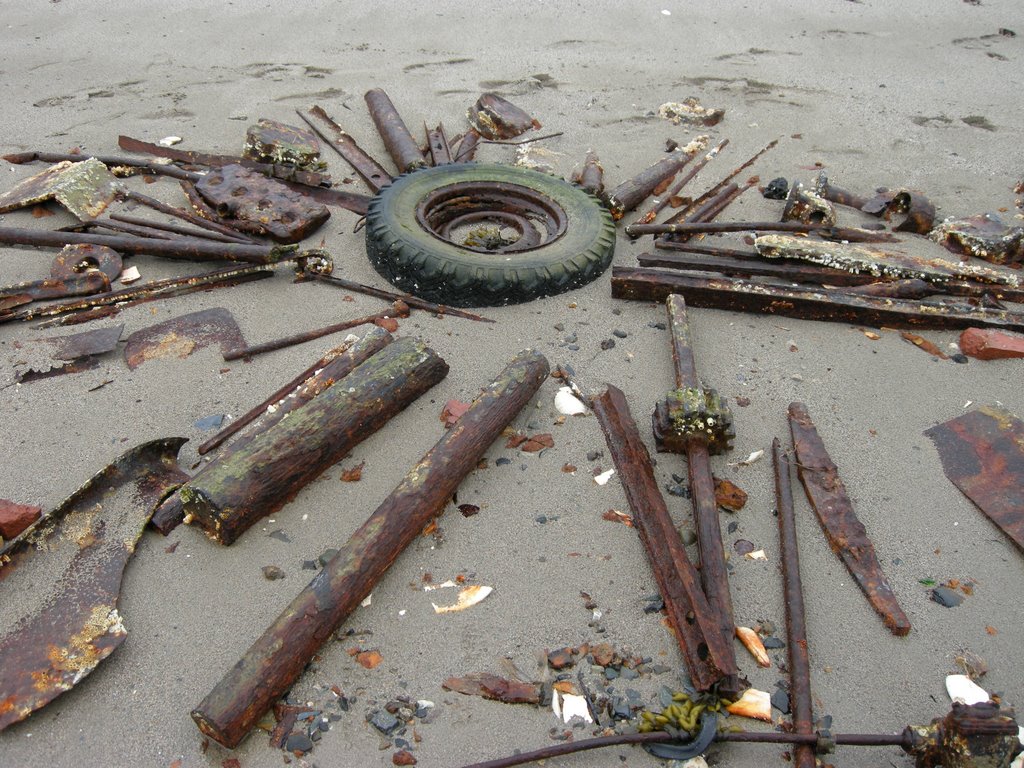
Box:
1;81;1021;768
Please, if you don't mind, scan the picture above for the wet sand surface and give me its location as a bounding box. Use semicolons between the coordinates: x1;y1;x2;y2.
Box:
1;2;1022;766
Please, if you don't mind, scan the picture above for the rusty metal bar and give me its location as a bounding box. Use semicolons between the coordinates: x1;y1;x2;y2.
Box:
364;88;427;173
611;267;1024;333
572;151;604;197
627;220;898;242
636;249;884;286
191;350;549;748
117;135;329;188
591;385;737;692
123;188;259;243
663;296;738;674
696;175;758;224
2;263;273;325
3;149;202;182
109;213;248;244
605;151;695;221
0;272;110;312
87;219;176;240
788;402;911;636
633;139;729;226
304;270;495;323
426;122;453;166
298;106;393;193
772;438;816;768
222;301;409;361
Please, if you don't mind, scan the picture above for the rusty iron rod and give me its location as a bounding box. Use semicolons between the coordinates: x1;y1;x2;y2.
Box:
305;271;495;323
88;219;176;240
636;249;883;287
695;176;758;224
591;385;737;690
451;129;481;163
191;350;550;748
572;151;604;197
223;301;409;361
633;139;729;226
773;437;816;768
3;150;202;182
627;220;897;242
109;213;249;244
664;295;738;669
123;189;259;243
364;88;427;173
0;226;286;264
460;728;910;768
297;106;393;193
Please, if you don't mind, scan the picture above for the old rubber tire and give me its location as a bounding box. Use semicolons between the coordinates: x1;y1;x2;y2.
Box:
364;163;616;307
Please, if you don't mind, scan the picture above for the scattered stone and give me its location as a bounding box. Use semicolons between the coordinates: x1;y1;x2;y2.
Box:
932;586;965;607
194;413;225;430
495;457;512;466
763;177;789;200
648;321;667;330
302;560;318;570
262;565;286;581
393;750;417;766
553;322;565;332
714;477;748;512
959;327;1024;360
665;483;690;498
0;499;42;539
762;637;786;649
600;339;616;351
735;396;751;407
268;528;292;543
285;732;314;755
586;450;604;461
591;642;616;666
733;539;756;555
612;329;627;339
620;667;640;680
458;504;480;517
643;595;665;614
370;710;400;735
771;687;791;714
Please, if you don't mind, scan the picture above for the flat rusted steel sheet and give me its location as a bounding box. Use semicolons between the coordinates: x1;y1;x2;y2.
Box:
442;674;541;705
788;402;911;636
0;438;188;731
925;406;1024;552
123;307;244;369
195;164;330;243
6;324;123;384
0;158;119;220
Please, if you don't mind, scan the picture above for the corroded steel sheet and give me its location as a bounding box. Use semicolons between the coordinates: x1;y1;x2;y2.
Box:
925;406;1024;552
0;438;188;731
123;307;244;369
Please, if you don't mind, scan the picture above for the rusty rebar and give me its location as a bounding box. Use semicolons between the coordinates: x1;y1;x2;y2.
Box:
773;437;816;768
122;189;259;243
109;213;248;244
223;302;410;361
632;139;729;226
627;220;898;242
3;150;202;182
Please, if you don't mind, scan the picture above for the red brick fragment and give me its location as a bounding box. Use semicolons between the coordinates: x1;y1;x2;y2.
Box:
960;328;1024;360
0;499;42;539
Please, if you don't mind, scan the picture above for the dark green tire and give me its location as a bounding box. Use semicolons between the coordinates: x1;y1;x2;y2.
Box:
364;163;616;307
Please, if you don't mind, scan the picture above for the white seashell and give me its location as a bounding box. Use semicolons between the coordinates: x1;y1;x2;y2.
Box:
119;266;141;284
555;386;586;416
946;674;989;705
552;691;593;723
594;469;615;485
736;626;771;668
727;688;772;721
432;585;493;614
359;593;372;608
744;549;768;561
158;136;182;147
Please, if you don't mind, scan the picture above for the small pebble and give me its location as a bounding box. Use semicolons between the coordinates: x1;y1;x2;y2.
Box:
587;450;604;461
771;687;791;714
262;565;286;580
763;177;789;200
496;457;512;466
932;586;964;607
665;483;690;498
612;329;627;339
600;339;616;350
762;637;786;649
285;733;314;754
648;321;667;330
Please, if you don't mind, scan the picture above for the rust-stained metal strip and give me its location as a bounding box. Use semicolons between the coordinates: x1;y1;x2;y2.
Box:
591;384;736;692
426;122;453;166
772;438;816;768
0;158;120;221
628;220;898;243
0;438;188;731
122;188;259;243
605;151;695;221
610;267;1024;333
3;150;201;182
787;402;911;636
925;406;1024;552
109;213;249;244
298;106;393;192
123;307;245;369
0;272;110;313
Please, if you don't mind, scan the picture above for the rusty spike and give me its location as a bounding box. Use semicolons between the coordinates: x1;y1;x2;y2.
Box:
925;405;1024;552
788;402;911;636
0;438;188;731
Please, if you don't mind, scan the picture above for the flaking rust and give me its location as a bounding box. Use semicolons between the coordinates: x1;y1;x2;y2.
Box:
931;213;1024;267
0;158;120;220
195;164;330;243
0;438;188;731
468;93;541;140
925;406;1024;553
787;402;911;636
123;307;245;370
243;118;325;172
6;324;123;385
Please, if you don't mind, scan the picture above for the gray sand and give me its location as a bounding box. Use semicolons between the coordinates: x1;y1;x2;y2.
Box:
1;2;1022;767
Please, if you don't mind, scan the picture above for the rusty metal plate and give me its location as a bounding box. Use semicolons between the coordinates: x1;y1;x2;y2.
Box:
50;244;123;282
0;158;119;221
123;307;245;369
243;118;322;170
4;324;123;385
925;406;1024;552
195;164;330;243
0;438;188;731
788;401;912;636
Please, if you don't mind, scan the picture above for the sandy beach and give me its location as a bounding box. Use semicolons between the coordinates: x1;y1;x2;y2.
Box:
1;2;1022;766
